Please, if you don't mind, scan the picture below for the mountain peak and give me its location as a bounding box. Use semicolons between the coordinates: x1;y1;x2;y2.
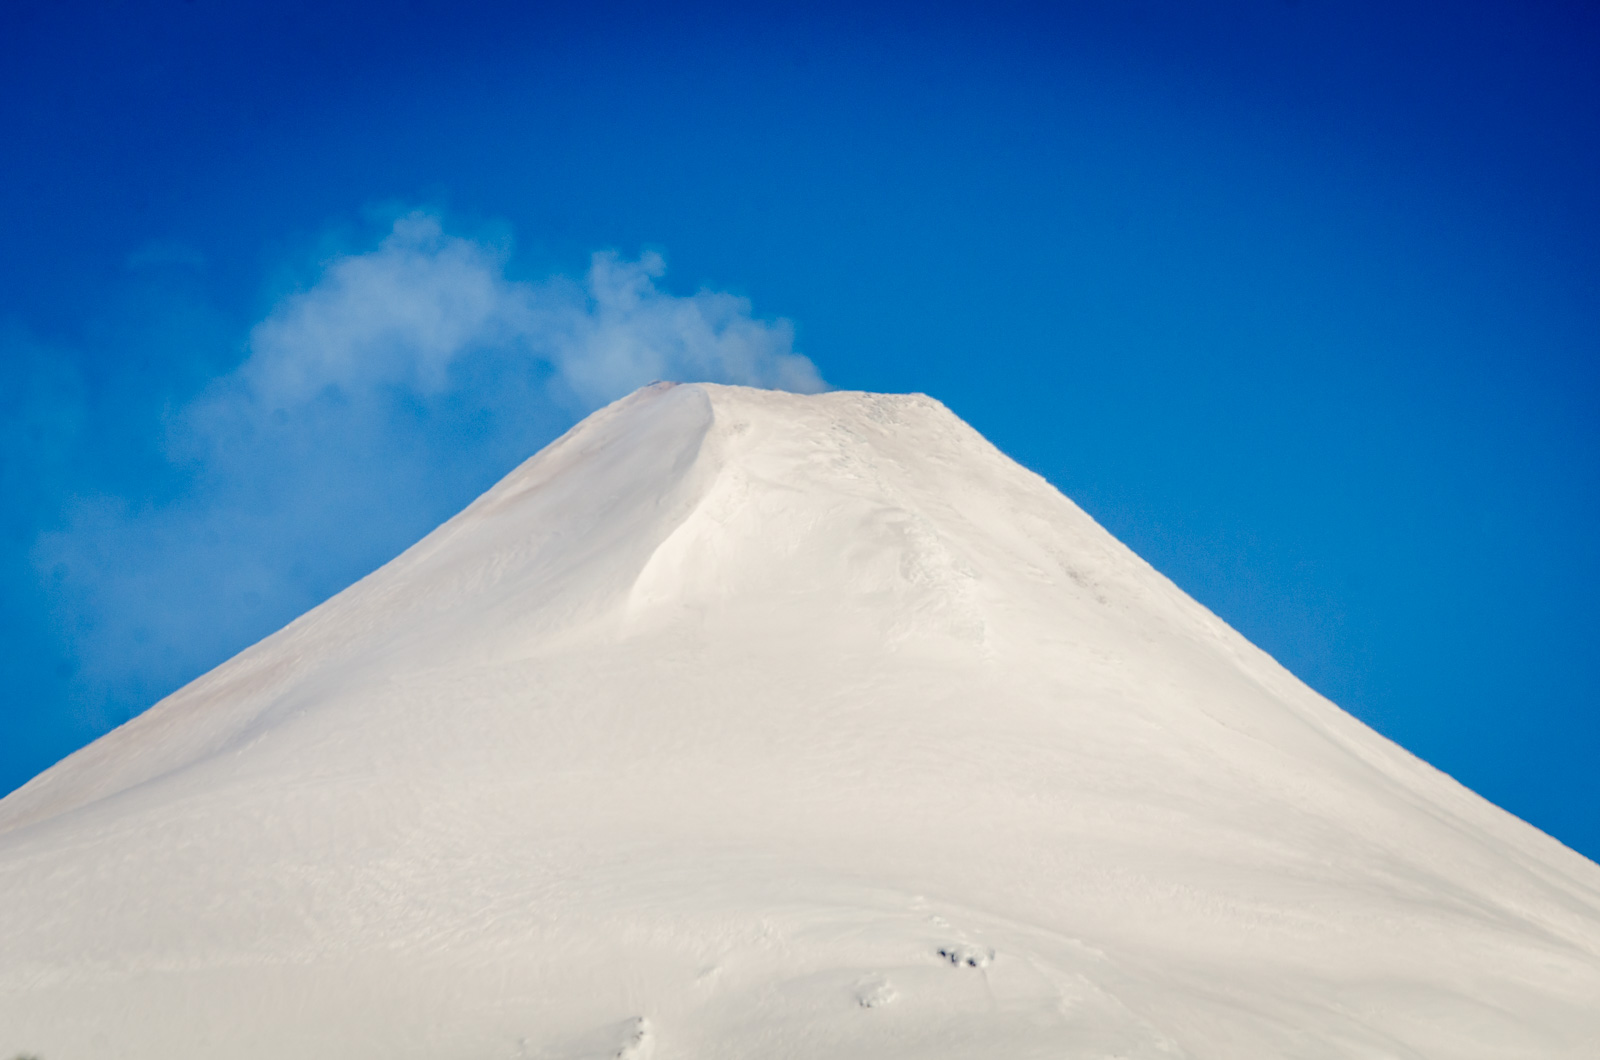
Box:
4;384;1599;1059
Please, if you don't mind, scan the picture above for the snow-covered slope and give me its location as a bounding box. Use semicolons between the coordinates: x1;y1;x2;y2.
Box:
3;383;1598;1059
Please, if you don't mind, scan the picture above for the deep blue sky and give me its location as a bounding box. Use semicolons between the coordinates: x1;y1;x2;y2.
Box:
3;1;1597;860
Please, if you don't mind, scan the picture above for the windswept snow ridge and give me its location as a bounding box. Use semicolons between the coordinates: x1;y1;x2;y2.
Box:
3;383;1598;1058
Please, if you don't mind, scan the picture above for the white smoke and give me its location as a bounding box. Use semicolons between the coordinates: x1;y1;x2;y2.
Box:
229;212;818;412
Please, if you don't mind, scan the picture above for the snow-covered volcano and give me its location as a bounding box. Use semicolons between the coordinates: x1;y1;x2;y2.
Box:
3;383;1598;1059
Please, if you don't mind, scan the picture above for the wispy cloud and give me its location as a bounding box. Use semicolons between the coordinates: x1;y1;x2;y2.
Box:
233;213;818;406
554;248;822;404
34;211;824;722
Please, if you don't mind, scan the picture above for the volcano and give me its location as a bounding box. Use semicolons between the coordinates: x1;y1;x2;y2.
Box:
3;383;1597;1058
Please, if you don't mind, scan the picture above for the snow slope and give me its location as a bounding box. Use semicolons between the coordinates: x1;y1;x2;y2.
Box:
3;382;1598;1059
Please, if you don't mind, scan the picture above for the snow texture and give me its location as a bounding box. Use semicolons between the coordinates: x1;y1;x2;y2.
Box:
2;383;1598;1058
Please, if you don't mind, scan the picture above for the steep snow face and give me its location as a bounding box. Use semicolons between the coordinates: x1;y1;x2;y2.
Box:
2;383;1598;1059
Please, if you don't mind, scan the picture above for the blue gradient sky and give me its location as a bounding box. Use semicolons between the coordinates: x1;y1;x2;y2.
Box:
3;1;1597;859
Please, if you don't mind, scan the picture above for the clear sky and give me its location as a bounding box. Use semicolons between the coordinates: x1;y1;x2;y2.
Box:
3;1;1597;860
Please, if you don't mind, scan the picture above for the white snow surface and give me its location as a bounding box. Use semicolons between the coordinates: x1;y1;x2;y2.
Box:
3;383;1598;1058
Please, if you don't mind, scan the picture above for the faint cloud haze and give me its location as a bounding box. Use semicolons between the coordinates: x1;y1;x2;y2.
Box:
34;211;824;723
231;213;819;410
559;249;822;403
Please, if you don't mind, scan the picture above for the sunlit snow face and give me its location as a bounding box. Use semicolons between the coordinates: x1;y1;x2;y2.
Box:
4;383;1597;1060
